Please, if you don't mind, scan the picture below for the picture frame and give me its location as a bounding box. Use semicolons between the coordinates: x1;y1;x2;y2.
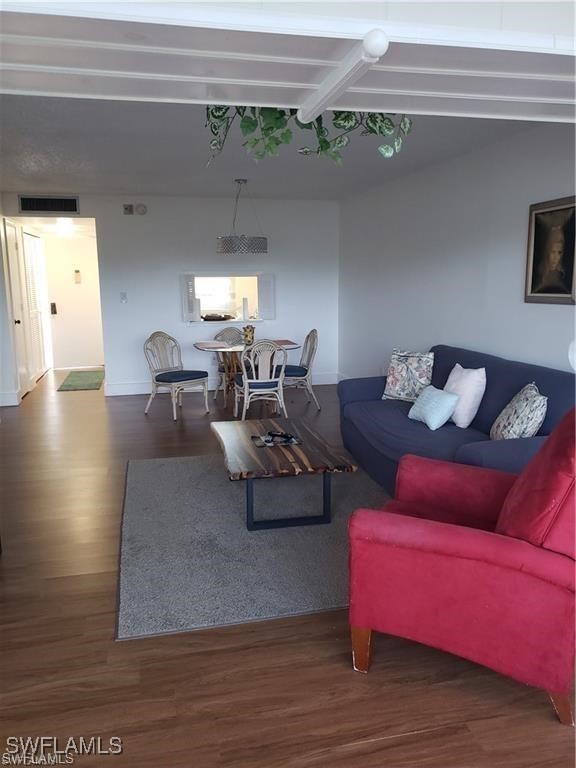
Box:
525;195;575;305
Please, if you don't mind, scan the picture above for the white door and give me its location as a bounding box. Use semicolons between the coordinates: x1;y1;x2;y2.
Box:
22;232;49;381
4;220;31;398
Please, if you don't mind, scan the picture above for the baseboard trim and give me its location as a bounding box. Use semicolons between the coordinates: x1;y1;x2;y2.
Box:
0;391;19;406
104;372;339;397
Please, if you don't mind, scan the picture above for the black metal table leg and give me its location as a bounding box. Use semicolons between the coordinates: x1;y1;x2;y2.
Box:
245;472;332;531
246;478;255;531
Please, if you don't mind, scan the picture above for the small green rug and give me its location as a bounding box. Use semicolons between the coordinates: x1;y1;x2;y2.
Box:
58;370;105;391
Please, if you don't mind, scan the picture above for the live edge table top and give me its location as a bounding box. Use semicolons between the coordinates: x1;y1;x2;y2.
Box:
211;419;358;481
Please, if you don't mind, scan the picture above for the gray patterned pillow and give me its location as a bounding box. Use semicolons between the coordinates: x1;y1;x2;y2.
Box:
490;383;548;440
383;349;434;403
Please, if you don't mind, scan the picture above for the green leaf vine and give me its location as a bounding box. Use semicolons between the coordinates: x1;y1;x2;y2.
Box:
206;106;413;165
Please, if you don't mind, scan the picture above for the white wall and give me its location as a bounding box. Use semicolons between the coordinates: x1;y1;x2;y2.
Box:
339;123;576;379
42;233;104;369
0;196;337;395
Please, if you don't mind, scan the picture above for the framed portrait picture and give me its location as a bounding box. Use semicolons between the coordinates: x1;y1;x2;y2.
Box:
525;196;575;304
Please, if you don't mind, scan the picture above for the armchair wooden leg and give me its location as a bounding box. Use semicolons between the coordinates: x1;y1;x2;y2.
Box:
548;692;575;725
351;626;373;673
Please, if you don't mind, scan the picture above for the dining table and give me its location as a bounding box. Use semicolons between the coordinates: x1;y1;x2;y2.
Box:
193;338;300;400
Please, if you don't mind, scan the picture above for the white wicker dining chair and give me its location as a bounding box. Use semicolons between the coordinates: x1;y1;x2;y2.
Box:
213;326;244;405
144;331;209;421
234;340;288;421
282;328;320;410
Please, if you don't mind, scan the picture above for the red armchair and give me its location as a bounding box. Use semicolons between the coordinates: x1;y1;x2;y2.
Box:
349;409;575;724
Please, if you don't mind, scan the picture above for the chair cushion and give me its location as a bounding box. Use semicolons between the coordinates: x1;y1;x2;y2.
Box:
234;374;278;390
496;408;575;558
343;399;489;463
155;370;208;383
282;365;308;378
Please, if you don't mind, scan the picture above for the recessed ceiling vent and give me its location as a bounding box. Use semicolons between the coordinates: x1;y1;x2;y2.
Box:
18;195;80;214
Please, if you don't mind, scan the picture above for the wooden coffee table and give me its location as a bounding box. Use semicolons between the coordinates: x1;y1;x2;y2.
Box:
211;418;358;531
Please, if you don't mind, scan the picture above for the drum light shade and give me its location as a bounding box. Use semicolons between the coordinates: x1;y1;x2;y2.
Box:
217;235;268;254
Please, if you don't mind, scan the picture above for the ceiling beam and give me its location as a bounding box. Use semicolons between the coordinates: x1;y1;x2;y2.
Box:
296;29;389;123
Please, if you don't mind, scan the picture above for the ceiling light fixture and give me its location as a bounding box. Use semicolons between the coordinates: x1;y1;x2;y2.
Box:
217;179;268;255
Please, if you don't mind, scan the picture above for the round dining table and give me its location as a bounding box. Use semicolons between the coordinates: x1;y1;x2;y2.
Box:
193;338;300;401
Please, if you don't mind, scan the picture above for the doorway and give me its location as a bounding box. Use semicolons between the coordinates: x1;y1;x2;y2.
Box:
5;217;104;397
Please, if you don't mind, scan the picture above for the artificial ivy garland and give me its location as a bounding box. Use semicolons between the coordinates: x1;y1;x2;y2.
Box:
206;106;413;164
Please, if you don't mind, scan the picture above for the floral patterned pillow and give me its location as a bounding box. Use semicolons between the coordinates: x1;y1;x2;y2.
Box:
382;349;434;403
490;383;548;440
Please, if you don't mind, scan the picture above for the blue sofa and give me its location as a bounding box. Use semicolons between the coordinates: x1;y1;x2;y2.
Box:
338;344;574;494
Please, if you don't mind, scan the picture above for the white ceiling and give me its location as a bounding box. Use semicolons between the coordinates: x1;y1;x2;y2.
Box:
0;95;540;200
0;2;573;200
0;5;574;122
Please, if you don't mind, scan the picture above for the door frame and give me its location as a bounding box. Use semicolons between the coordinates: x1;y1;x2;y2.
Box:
3;219;31;401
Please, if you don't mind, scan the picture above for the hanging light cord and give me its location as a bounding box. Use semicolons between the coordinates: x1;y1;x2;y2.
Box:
228;179;265;237
231;181;243;234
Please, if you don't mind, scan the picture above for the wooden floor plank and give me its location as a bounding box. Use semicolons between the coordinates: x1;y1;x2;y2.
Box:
0;371;572;766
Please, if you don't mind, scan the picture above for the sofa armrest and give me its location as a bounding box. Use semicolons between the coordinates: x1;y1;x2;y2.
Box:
350;509;574;590
455;436;547;474
395;455;516;525
337;376;386;408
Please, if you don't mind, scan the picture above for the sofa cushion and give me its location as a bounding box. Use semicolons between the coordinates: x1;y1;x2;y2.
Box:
408;385;459;431
383;349;434;403
443;363;486;428
496;409;575;558
455;436;547;474
490;383;547;440
430;345;574;435
343;399;489;463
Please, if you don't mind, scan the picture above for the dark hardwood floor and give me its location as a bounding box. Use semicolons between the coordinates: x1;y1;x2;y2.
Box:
0;372;573;767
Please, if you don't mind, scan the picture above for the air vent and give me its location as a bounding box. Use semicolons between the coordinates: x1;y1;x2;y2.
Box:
18;195;79;214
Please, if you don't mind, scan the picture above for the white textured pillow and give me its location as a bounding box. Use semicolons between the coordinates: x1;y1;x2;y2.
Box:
443;363;486;428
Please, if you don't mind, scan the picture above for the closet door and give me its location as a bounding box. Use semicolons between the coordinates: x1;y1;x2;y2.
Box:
23;232;49;382
4;220;31;398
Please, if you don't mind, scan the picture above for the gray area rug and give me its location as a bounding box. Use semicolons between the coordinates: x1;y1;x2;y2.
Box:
117;454;388;639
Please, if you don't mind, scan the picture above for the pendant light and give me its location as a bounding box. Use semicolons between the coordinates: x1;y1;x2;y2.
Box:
217;178;268;254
